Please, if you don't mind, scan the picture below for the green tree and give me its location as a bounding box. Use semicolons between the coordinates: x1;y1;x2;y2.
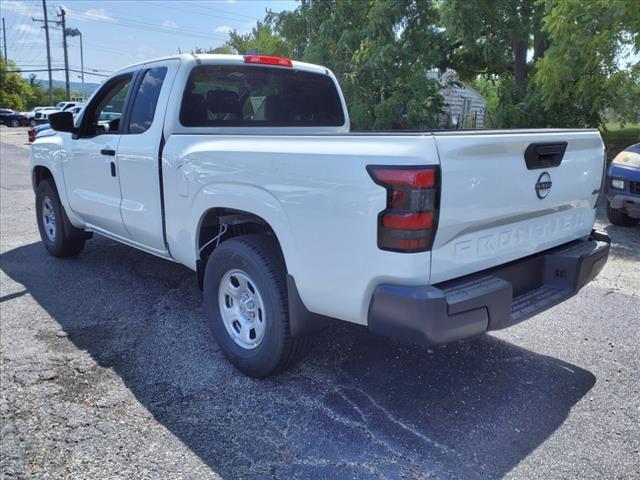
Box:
0;55;32;111
443;0;639;128
197;0;638;130
28;74;41;88
194;45;232;54
271;0;446;130
535;0;640;127
441;0;547;89
440;0;550;127
225;21;292;57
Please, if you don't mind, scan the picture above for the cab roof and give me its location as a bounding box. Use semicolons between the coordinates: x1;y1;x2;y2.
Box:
115;53;328;76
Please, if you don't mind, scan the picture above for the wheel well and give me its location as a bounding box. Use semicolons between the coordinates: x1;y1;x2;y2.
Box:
196;208;285;289
32;166;54;190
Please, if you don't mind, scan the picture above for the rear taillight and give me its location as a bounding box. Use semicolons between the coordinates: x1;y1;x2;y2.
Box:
28;128;35;143
243;55;293;67
367;165;440;253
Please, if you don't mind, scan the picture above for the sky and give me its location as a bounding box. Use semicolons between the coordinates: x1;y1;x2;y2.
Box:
1;0;298;83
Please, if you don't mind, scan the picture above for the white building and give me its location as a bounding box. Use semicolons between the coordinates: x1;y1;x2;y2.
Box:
428;69;487;129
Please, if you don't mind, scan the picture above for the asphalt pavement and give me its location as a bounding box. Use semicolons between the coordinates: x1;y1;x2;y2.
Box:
1;126;639;479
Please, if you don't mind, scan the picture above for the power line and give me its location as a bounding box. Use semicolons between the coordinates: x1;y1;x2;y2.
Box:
146;1;255;24
183;1;258;21
5;67;109;77
64;9;229;42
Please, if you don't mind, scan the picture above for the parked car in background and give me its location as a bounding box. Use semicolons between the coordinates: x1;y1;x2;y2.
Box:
68;106;84;116
22;107;46;126
605;142;640;226
34;103;86;125
0;109;29;127
34;107;61;124
97;111;121;133
55;101;83;112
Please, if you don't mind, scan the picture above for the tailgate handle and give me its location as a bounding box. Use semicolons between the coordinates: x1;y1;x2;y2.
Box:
524;142;567;169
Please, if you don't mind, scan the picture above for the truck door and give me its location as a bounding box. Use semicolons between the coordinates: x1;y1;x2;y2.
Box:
62;73;134;239
115;60;179;253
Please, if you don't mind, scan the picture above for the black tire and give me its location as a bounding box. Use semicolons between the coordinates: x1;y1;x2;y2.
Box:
30;119;37;127
10;118;20;127
36;179;87;257
607;201;639;227
203;234;310;377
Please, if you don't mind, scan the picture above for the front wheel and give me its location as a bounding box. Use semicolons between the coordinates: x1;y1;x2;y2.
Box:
607;201;639;227
10;118;20;127
36;179;87;257
203;235;310;377
30;119;37;127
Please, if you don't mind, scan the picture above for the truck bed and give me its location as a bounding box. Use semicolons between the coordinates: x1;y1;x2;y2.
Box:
163;128;604;324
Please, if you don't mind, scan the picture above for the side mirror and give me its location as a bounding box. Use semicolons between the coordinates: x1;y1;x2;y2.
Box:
48;111;76;133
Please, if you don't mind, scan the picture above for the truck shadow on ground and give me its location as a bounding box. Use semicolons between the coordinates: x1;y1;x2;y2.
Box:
1;238;596;479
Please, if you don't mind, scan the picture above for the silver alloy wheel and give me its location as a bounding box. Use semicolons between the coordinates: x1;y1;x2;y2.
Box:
218;269;267;349
42;196;57;242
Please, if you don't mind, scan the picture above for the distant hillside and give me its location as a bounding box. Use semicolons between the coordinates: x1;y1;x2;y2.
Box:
50;79;101;97
25;77;101;97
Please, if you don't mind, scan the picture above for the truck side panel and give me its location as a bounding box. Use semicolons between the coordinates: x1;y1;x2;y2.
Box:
162;134;440;325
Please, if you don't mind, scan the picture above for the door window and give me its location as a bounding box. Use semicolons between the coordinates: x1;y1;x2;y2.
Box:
127;67;168;134
82;75;132;136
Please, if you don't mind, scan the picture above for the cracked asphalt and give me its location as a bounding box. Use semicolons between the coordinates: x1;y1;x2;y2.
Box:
1;126;639;479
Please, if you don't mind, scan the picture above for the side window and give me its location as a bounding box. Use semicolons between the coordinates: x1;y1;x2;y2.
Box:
83;75;132;136
127;67;168;134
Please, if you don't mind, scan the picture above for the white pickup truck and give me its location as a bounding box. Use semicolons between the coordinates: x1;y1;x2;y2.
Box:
32;54;610;377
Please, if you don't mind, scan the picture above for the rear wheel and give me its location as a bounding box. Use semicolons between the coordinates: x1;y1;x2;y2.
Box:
607;201;639;227
10;118;20;127
36;179;87;257
203;235;310;377
30;119;37;127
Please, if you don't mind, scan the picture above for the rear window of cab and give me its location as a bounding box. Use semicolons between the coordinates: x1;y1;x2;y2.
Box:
179;65;345;127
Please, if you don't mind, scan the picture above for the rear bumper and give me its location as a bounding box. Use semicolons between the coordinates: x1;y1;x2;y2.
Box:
368;230;610;345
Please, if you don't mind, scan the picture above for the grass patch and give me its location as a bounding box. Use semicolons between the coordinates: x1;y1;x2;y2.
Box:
601;123;640;161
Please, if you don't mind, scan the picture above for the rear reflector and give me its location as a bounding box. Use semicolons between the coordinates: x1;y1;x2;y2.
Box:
382;212;433;230
244;55;293;67
367;165;440;253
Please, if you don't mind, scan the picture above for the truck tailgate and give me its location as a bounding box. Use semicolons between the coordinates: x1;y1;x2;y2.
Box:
430;130;604;284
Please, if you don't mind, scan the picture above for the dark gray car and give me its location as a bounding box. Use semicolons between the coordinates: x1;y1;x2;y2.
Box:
0;109;28;127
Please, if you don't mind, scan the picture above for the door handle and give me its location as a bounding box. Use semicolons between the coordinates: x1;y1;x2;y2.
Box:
100;148;116;156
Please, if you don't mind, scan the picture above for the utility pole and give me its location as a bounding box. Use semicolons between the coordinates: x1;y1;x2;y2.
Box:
78;31;84;100
33;0;55;104
58;7;70;100
2;18;7;60
66;28;83;100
